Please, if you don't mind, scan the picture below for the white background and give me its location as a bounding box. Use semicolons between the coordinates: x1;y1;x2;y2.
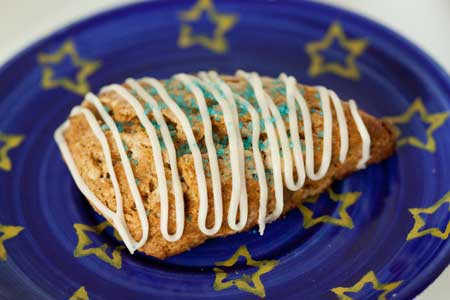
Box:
0;0;448;299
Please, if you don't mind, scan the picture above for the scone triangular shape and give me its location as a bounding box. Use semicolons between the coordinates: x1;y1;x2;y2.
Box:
55;71;395;259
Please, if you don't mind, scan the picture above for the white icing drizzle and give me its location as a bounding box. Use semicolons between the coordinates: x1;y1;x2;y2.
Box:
54;71;371;253
349;99;371;169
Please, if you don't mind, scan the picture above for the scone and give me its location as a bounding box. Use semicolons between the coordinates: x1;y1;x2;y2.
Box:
55;70;396;259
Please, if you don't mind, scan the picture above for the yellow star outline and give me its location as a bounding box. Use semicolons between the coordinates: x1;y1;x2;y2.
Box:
383;98;449;153
298;188;361;229
74;221;124;269
305;22;368;80
177;0;238;53
69;286;89;300
213;245;279;297
0;224;24;262
407;190;450;240
0;132;24;172
331;271;403;300
37;40;101;95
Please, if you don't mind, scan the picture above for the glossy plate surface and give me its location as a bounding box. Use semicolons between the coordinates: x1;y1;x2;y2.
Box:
0;1;449;299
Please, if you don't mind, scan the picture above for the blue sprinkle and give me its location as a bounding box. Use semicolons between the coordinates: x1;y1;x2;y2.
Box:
278;103;289;116
318;131;324;138
131;158;139;166
135;178;140;185
116;122;124;133
144;103;152;114
243;85;254;100
149;87;158;96
314;92;320;99
100;124;109;131
103;105;111;113
217;148;225;157
122;141;129;151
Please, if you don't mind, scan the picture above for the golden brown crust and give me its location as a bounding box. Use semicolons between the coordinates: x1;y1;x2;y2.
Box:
62;75;396;259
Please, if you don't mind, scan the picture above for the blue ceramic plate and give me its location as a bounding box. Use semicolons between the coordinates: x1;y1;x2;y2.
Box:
0;1;449;299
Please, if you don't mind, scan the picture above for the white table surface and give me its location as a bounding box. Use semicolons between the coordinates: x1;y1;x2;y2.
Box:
0;0;448;299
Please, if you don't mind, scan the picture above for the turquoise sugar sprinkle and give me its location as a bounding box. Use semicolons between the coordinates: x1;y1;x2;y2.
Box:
259;140;268;150
131;90;138;97
116;122;124;133
177;143;191;156
158;102;168;109
242;85;254;100
243;136;252;150
238;102;248;115
217;148;225;157
207;107;222;116
278;103;289;116
150;120;160;129
259;119;265;130
318;131;324;138
148;87;158;96
135;179;140;185
164;78;173;87
100;124;109;131
314;92;320;99
131;158;139;166
271;86;286;96
144;103;152;115
103;105;111;113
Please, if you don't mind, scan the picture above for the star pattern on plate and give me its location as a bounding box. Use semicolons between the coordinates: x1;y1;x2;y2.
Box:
383;97;449;153
213;245;279;297
177;0;238;53
37;40;101;95
297;188;361;229
305;22;368;80
331;271;403;300
0;224;24;262
73;221;124;269
0;132;24;172
407;191;450;240
69;286;89;300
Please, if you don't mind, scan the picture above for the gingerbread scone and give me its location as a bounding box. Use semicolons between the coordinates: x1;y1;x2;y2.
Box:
55;70;396;259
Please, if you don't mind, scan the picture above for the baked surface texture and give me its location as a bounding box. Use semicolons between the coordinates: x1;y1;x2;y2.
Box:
61;74;396;259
